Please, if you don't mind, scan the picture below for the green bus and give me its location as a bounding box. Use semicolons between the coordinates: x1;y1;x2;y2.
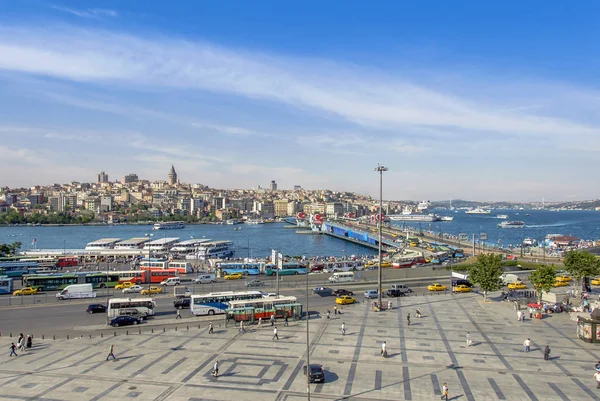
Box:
23;272;120;291
264;262;307;276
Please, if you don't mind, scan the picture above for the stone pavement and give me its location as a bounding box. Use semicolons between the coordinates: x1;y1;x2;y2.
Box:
1;293;599;401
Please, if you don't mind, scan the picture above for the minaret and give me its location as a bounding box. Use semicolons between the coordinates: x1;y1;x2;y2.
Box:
168;165;177;185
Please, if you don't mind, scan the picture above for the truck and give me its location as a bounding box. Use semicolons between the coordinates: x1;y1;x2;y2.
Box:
56;284;95;300
174;286;191;298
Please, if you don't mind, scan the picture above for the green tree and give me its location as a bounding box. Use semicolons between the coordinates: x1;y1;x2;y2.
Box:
468;253;504;302
529;265;556;303
563;250;600;291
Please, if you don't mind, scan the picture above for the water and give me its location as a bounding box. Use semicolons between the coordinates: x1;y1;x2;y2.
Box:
395;209;600;248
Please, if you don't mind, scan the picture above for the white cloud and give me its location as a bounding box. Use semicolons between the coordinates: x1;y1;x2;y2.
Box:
51;6;118;19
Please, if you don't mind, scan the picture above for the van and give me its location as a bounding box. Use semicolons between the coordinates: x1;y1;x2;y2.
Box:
390;284;412;294
160;277;181;286
194;274;216;284
500;273;521;285
56;284;95;300
328;272;355;283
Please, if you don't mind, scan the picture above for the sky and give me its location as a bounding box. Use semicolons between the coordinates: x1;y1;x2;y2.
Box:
0;1;599;202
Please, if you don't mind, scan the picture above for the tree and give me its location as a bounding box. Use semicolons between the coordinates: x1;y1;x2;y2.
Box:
468;253;504;302
529;265;556;303
563;250;600;291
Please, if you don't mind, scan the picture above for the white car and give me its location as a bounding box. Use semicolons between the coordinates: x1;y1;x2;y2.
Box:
122;285;144;294
262;292;278;298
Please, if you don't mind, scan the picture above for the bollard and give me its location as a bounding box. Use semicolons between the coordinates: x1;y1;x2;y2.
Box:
187;325;189;331
67;334;69;339
151;328;154;333
139;329;141;335
198;324;200;329
175;326;177;331
9;333;12;338
101;332;103;338
114;332;116;336
42;335;44;340
53;335;55;340
89;335;92;339
163;327;166;332
126;330;129;335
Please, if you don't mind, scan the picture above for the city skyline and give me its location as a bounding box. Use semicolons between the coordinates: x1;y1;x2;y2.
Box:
0;2;599;201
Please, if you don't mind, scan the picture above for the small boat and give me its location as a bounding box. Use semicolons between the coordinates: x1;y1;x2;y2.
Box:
497;214;508;219
498;221;525;228
439;216;454;221
465;208;492;215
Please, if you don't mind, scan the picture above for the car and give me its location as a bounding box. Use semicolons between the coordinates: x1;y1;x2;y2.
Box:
303;364;325;383
262;292;278;297
109;316;141;327
86;304;107;314
591;278;600;286
364;290;379;299
453;285;472;293
333;289;354;296
140;286;163;295
118;309;147;319
508;282;527;290
380;262;392;268
335;295;357;305
174;298;191;309
386;289;406;297
427;283;447;291
224;273;243;280
13;286;38;296
313;287;334;296
553;281;569;287
245;279;265;288
123;285;144;294
555;275;572;283
114;282;135;290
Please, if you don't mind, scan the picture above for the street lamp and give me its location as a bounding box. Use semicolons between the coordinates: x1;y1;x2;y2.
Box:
374;164;388;309
145;233;153;289
305;254;311;400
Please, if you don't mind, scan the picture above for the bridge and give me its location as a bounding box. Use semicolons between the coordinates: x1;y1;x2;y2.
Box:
320;221;401;251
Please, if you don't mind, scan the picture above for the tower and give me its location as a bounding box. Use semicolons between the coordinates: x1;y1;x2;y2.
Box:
270;180;277;191
168;165;178;185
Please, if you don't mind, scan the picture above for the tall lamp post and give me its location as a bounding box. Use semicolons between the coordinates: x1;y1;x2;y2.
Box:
375;164;388;309
145;233;153;290
305;254;311;400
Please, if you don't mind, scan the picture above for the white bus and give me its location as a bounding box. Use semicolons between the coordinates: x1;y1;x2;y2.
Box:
139;260;193;274
190;291;263;316
107;297;156;318
323;260;365;273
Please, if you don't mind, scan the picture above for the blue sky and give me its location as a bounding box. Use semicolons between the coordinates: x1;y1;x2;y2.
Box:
0;1;599;202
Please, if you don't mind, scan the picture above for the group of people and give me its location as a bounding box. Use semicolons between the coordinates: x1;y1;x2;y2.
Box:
8;333;32;356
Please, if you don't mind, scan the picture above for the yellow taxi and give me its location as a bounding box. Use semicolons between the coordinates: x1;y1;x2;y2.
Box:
140;286;163;295
13;286;38;296
115;281;135;290
224;273;243;280
508;282;527;290
453;285;472;293
335;296;357;305
591;278;600;286
380;262;392;268
410;242;418;247
391;233;398;237
427;283;447;291
553;280;569;287
555;275;572;283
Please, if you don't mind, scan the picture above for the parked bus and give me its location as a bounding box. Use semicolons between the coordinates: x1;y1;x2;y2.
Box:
23;272;120;291
139;259;193;274
20;258;57;268
0;261;40;278
115;269;181;285
190;291;263;316
0;275;13;294
227;296;302;322
216;262;262;276
56;256;78;268
264;262;307;276
323;260;365;273
107;297;156;318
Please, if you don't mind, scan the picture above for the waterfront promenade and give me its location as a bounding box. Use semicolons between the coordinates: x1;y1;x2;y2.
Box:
1;293;597;401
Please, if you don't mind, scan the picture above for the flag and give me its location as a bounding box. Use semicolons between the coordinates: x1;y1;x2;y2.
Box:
32;238;36;245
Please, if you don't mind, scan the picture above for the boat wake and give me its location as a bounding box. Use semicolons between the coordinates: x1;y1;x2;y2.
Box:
526;223;570;228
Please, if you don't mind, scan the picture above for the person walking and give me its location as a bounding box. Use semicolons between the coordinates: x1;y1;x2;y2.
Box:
213;361;219;377
326;310;331;320
19;338;25;352
9;343;17;357
270;314;275;326
176;308;182;319
258;317;262;327
239;320;245;334
441;383;449;401
595;370;600;389
334;305;338;315
544;345;551;360
529;307;533;319
208;321;214;334
381;341;387;357
106;344;116;361
284;315;289;327
407;313;411;326
466;332;472;347
523;338;531;353
26;335;32;349
341;322;346;336
273;326;279;340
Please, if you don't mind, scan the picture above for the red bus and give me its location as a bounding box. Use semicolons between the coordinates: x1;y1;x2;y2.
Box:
115;269;180;285
57;256;78;268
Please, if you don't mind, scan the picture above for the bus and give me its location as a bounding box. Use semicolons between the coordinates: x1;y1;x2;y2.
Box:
265;262;307;276
0;261;40;278
190;291;263;316
19;258;57;268
115;269;180;285
216;262;262;276
107;298;156;319
0;276;13;294
23;272;120;291
56;256;78;268
227;296;302;322
323;260;365;273
139;259;193;274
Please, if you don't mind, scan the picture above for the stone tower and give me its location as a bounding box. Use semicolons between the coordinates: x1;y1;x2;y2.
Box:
168;165;178;185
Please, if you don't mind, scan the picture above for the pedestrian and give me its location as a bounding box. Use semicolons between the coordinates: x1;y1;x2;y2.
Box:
326;310;331;320
381;341;387;357
208;322;214;334
273;326;279;340
176;308;182;319
466;332;472;347
544;345;551;360
239;320;245;334
9;343;17;357
523;338;531;353
595;370;600;389
407;313;411;326
529;307;533;319
106;344;116;361
521;311;525;322
416;309;422;318
213;361;219;377
334;305;338;315
441;382;448;401
284;315;289;327
270;314;275;326
26;335;32;349
341;322;346;335
19;338;25;352
258;317;262;327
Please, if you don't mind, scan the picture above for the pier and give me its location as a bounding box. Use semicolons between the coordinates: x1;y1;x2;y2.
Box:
319;221;401;251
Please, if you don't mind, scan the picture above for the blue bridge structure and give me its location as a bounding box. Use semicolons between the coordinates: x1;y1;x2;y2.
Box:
320;221;401;251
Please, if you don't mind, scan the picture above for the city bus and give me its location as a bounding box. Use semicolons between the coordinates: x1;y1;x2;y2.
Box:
322;260;365;273
107;298;156;318
20;258;57;268
216;262;262;276
264;262;307;276
56;256;78;268
0;261;40;278
227;296;302;322
115;269;181;285
139;259;193;274
190;291;263;316
23;272;120;291
0;276;13;294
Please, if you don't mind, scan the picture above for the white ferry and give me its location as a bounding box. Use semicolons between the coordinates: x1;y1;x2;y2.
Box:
85;238;121;250
170;238;211;255
465;208;492;215
498;221;525;228
388;214;440;222
246;219;265;225
114;237;150;249
143;237;180;253
439;216;454;221
153;221;185;230
497;214;509;219
226;219;239;225
186;240;234;261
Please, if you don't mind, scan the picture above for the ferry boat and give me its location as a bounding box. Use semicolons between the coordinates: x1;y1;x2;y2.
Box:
170;238;211;256
388;214;440;222
186;240;234;261
85;238;121;250
498;221;525;228
143;238;180;254
114;238;150;250
439;216;454;221
153;221;185;230
497;214;509;219
466;208;492;215
226;219;239;225
246;219;265;225
417;200;431;211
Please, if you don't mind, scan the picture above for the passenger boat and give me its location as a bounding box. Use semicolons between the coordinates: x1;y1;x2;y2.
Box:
186;240;234;261
498;221;525;228
439;216;454;221
170;239;211;256
497;214;508;219
153;221;185;230
465;208;492;215
246;219;265;225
